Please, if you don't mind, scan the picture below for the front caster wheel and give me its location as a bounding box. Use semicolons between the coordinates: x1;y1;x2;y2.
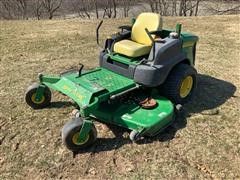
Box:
25;83;51;109
129;130;140;142
62;117;97;152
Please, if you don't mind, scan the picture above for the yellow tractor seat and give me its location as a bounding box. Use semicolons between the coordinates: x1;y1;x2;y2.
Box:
114;40;151;57
113;12;161;58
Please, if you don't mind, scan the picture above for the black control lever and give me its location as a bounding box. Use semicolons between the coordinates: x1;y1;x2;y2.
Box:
96;20;103;46
78;63;84;77
145;28;156;61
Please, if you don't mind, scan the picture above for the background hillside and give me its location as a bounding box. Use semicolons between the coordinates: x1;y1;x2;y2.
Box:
0;0;240;20
0;15;240;179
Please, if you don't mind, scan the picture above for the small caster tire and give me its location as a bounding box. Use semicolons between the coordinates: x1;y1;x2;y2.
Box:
62;117;97;152
25;83;51;109
129;130;140;142
175;104;183;114
71;109;80;118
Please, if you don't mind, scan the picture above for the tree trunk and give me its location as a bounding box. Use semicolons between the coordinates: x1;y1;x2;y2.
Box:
179;0;184;16
93;0;99;19
49;11;53;19
194;0;201;16
172;0;177;16
34;0;42;20
83;8;91;19
149;0;155;12
155;0;159;13
183;0;187;16
43;0;62;20
112;0;117;18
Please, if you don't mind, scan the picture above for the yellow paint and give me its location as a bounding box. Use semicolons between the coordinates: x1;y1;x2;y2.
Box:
31;93;45;104
131;13;161;45
114;40;151;57
63;85;71;91
72;90;85;101
183;41;194;48
63;85;85;101
113;12;161;57
72;133;89;145
180;76;193;98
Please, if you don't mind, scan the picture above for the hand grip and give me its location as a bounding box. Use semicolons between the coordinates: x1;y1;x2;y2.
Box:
145;28;155;61
145;28;155;43
96;20;103;45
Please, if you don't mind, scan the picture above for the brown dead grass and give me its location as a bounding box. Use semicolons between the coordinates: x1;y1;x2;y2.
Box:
0;15;240;179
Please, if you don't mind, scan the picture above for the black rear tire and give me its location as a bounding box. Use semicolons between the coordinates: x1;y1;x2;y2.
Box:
160;63;197;104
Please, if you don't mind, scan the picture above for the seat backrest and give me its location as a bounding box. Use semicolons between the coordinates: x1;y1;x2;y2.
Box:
131;13;161;46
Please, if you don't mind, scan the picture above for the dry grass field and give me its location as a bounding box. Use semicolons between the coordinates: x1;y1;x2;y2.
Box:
0;15;239;179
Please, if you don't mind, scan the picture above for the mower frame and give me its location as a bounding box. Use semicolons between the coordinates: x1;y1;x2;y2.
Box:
25;16;198;150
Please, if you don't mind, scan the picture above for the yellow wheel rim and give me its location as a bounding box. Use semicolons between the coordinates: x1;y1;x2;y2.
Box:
31;93;45;104
72;133;89;145
180;76;193;98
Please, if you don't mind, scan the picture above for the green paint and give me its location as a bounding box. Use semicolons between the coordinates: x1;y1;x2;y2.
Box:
109;53;140;65
37;68;174;136
131;18;136;25
32;23;197;139
35;84;45;102
39;68;135;116
176;23;182;35
78;119;93;143
91;93;174;136
159;28;198;65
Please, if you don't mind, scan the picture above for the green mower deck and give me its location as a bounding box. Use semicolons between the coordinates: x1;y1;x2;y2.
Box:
28;67;175;144
39;68;174;132
40;68;136;114
92;93;174;137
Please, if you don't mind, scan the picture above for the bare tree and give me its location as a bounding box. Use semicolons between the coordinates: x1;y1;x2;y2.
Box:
42;0;62;19
72;0;92;19
179;0;186;16
172;0;177;16
160;0;170;16
148;0;157;12
179;0;203;16
93;0;99;19
206;0;240;15
0;0;13;19
16;0;28;19
112;0;117;18
194;0;201;16
101;0;113;18
118;0;135;17
0;0;239;20
34;0;43;20
0;0;28;19
146;0;170;15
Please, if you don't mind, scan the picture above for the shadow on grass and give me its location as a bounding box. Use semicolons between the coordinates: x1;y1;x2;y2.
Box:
74;124;132;156
147;74;237;143
73;74;236;155
48;101;75;109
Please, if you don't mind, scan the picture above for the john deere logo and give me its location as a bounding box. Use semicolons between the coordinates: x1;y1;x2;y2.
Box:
63;85;85;101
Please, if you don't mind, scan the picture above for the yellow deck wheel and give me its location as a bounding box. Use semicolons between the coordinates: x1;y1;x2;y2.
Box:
31;93;45;104
62;118;97;152
180;76;193;98
72;133;90;145
25;83;51;109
